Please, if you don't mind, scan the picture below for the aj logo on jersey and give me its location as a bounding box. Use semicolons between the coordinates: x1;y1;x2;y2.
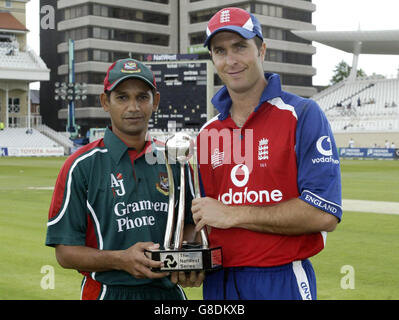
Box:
111;173;126;197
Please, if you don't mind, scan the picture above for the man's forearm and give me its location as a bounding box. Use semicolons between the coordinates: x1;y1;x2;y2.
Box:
55;245;122;272
55;242;168;280
192;197;338;236
56;224;201;272
231;198;338;235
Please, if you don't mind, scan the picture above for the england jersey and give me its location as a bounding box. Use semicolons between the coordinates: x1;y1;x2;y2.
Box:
197;73;342;268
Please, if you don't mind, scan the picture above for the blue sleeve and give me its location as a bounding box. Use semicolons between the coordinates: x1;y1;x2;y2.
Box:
295;99;342;221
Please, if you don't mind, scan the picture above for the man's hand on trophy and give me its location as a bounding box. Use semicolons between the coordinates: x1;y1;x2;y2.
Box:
170;271;205;288
121;242;170;279
191;197;233;232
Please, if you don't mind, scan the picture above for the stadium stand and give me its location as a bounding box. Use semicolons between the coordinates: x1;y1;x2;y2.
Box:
313;77;399;133
34;124;74;154
293;29;399;148
0;8;56;156
0;128;60;148
0;43;48;71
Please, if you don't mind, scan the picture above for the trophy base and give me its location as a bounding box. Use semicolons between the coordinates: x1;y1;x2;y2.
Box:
147;243;222;272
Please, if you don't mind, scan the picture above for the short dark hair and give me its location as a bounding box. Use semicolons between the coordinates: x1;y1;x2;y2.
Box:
254;36;264;50
105;90;111;101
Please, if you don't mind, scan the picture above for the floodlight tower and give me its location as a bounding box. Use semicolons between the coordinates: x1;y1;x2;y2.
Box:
66;39;79;138
54;40;87;140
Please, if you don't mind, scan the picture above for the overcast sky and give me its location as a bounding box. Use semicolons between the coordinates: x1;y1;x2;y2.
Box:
312;0;399;85
26;0;399;87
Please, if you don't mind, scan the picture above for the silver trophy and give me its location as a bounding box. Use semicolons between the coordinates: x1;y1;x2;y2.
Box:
148;132;222;272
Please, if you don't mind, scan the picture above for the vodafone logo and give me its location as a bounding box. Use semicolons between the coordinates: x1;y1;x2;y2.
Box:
218;164;283;205
231;164;249;187
312;136;339;165
316;136;332;156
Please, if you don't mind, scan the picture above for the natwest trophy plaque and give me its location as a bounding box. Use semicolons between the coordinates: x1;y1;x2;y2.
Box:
148;132;222;272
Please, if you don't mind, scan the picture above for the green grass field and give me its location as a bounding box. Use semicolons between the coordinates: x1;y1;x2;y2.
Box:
0;157;398;300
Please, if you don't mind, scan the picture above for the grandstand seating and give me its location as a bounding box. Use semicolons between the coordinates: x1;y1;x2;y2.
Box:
0;128;61;148
313;77;399;132
0;42;47;71
35;124;74;151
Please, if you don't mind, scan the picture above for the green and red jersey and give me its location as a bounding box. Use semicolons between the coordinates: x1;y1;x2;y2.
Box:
46;127;193;288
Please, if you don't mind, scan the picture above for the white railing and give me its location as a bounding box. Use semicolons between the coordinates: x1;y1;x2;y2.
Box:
34;124;73;154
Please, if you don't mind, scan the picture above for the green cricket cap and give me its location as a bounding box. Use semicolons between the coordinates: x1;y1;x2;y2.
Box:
103;58;157;92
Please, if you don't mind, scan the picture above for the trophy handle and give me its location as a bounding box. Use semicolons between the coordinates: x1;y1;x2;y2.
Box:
163;156;175;251
192;150;209;249
173;164;186;250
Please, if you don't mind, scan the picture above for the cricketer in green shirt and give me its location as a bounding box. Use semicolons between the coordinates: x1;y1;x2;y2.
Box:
46;127;194;298
46;58;198;300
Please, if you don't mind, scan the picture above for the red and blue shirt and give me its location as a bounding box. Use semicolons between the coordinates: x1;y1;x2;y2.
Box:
197;73;342;267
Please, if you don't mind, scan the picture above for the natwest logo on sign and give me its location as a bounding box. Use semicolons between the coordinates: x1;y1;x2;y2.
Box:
218;164;283;205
